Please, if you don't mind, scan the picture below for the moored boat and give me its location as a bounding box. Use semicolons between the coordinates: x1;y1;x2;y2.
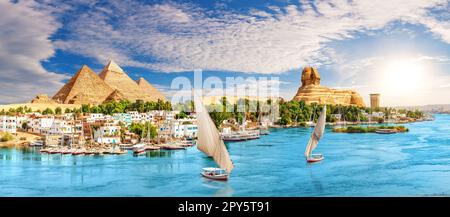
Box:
145;145;161;150
72;149;85;155
49;148;61;154
375;129;397;134
40;148;50;153
61;149;72;154
132;143;146;154
159;144;186;150
30;140;44;147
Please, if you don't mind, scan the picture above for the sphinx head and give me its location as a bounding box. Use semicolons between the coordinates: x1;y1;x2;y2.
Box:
301;66;321;86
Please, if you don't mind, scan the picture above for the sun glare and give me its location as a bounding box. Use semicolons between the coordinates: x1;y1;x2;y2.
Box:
380;58;426;95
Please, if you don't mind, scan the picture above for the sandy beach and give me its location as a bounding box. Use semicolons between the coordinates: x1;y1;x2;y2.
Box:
0;131;43;148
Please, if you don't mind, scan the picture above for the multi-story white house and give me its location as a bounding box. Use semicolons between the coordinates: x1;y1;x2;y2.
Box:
29;117;54;134
127;111;141;123
164;111;178;122
93;123;121;144
113;113;132;126
171;119;198;138
15;116;29;130
49;119;74;135
0;116;17;134
86;113;105;123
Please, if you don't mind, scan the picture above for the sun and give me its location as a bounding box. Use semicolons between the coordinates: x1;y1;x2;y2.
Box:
380;58;426;95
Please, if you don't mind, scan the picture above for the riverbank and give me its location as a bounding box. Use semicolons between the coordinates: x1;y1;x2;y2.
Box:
0;132;43;148
332;125;409;133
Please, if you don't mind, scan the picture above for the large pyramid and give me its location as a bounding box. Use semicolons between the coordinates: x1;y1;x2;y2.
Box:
52;65;114;104
136;77;166;101
99;60;157;102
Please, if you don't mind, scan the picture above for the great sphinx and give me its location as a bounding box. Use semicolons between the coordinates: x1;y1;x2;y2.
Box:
292;66;365;107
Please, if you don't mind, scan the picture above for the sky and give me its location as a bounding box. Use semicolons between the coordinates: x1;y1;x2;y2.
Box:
0;0;449;106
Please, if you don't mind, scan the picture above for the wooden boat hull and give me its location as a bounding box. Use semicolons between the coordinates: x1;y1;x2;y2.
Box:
307;154;324;163
201;172;228;181
375;130;397;134
133;149;146;154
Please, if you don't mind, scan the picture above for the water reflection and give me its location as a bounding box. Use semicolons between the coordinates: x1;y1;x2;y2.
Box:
307;168;323;194
201;179;234;197
145;150;173;158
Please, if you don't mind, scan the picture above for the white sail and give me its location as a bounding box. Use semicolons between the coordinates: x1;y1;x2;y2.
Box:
194;93;234;173
305;105;327;157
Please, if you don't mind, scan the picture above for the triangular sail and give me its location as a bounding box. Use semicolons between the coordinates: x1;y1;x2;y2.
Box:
305;105;327;157
194;93;234;173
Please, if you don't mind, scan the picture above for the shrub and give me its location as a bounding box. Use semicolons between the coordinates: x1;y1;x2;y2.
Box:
1;133;14;142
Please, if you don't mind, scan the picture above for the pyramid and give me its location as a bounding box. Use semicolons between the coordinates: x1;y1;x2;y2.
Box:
99;60;156;102
52;65;114;104
136;77;166;101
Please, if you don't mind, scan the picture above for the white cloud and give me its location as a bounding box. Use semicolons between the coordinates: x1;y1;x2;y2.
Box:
0;0;67;104
45;0;449;74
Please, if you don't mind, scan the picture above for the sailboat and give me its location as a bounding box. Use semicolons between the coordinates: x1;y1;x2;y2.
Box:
194;93;234;181
305;105;327;163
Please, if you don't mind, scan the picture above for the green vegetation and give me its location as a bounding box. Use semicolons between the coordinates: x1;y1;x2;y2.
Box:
332;125;409;133
55;107;62;115
42;108;54;115
129;122;158;140
80;99;171;115
0;133;14;142
21;122;29;130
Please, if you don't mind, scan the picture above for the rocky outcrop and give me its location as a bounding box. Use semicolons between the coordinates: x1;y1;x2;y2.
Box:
292;66;365;107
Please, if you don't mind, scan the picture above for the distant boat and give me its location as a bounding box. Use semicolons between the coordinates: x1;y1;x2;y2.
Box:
194;92;234;181
305;105;327;163
259;128;270;135
30;140;44;147
132;143;146;154
375;129;397;134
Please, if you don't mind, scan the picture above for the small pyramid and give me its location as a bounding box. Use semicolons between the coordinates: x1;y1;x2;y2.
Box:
136;77;166;101
104;89;125;102
52;65;114;104
99;59;158;102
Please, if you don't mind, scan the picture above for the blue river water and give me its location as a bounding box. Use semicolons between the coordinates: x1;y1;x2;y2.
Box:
1;114;450;196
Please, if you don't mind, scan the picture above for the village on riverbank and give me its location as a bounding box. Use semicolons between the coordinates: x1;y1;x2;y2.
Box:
0;64;434;154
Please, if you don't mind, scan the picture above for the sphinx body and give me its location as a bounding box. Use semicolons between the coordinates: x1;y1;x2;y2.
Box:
292;67;365;107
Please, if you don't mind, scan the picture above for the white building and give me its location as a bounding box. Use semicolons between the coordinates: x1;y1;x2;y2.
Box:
93;123;121;144
0;116;17;134
49;119;75;135
113;113;132;126
86;113;105;123
171;120;198;138
127;111;141;123
29;117;54;134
